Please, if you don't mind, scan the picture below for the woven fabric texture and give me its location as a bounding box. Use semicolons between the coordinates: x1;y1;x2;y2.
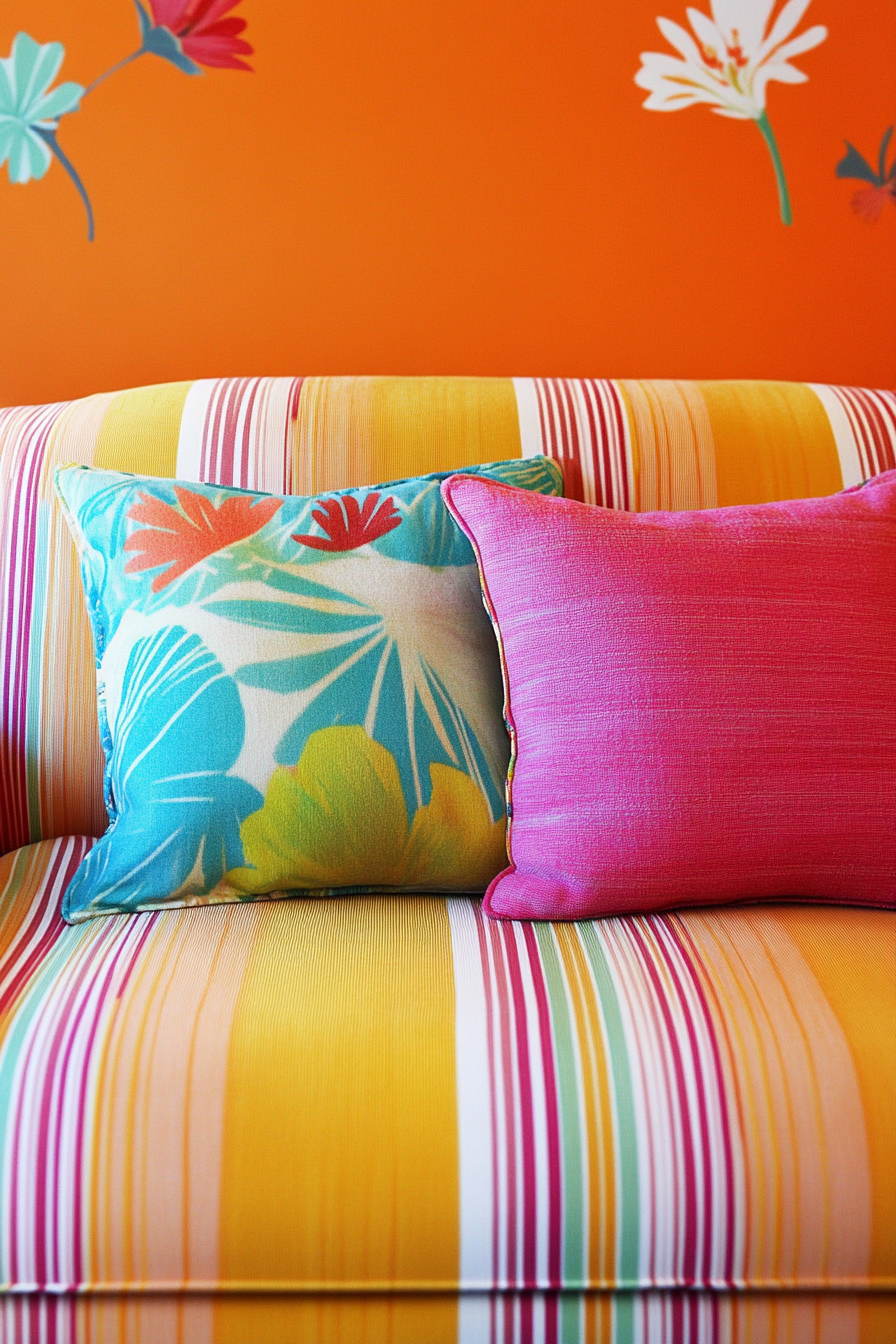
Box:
2;378;895;855
0;839;893;1294
442;471;896;919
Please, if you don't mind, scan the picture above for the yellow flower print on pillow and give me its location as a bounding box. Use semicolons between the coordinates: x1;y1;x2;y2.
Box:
225;725;507;896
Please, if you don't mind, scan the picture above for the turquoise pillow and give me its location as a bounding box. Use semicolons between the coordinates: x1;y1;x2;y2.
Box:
55;457;562;921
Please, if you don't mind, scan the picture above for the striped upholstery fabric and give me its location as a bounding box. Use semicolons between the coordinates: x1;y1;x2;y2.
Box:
0;842;893;1297
3;377;895;855
2;1292;895;1344
1;379;895;1337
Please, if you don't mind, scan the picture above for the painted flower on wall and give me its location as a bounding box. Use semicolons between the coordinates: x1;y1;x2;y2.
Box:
836;127;896;223
0;0;253;240
136;1;253;76
0;34;92;234
635;1;827;224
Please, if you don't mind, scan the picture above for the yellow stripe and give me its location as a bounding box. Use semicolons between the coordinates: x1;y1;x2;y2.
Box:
616;380;718;511
94;381;192;476
773;907;896;1287
700;381;842;506
220;896;459;1288
293;377;521;494
214;1294;459;1344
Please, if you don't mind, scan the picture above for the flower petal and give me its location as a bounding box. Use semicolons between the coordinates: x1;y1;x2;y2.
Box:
0;60;15;116
0;118;18;171
636;51;737;109
11;33;65;120
149;0;187;30
759;23;827;67
686;8;728;59
710;0;774;54
656;17;704;63
6;122;51;181
29;79;83;123
757;0;815;56
181;33;253;69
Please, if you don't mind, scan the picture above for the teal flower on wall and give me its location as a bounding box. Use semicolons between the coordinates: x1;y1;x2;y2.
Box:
0;33;93;234
0;2;253;242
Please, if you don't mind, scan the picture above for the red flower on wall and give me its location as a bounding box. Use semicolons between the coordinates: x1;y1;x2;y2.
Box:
836;128;896;224
144;0;253;72
293;493;403;552
125;487;281;591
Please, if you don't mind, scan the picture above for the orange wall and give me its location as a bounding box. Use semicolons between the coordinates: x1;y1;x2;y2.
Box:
1;0;893;407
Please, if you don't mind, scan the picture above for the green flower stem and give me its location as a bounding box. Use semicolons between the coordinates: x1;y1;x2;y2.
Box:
34;128;95;241
755;110;792;226
83;48;144;96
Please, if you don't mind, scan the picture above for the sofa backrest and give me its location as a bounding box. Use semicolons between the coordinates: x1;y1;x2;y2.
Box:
1;377;894;854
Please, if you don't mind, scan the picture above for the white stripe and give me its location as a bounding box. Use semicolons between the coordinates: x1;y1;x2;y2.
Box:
512;378;544;458
446;899;495;1289
456;1293;492;1344
175;380;217;481
808;384;864;487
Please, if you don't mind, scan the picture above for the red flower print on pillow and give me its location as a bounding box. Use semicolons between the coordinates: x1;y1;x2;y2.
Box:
124;487;281;591
293;493;403;552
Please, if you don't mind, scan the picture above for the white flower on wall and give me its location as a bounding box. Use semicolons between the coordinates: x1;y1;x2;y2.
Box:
635;0;827;223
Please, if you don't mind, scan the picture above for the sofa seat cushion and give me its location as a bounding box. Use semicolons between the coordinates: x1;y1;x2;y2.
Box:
1;840;893;1294
3;1293;896;1343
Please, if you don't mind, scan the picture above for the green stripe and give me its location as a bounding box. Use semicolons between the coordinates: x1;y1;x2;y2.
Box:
579;923;640;1285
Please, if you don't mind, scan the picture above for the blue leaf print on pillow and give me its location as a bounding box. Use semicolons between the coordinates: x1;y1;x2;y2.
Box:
63;626;261;919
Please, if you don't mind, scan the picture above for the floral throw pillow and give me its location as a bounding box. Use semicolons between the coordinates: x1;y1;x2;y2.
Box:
55;458;562;921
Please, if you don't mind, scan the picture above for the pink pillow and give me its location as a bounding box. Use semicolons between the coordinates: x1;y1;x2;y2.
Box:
441;471;896;920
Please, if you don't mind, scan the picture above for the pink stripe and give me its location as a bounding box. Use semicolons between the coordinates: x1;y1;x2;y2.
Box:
487;917;520;1286
583;380;607;507
591;379;624;510
652;917;732;1286
501;926;539;1288
522;924;563;1288
1;406;63;849
669;915;740;1287
473;902;503;1286
607;925;659;1283
199;384;218;481
284;377;304;495
8;856;155;1289
855;388;896;473
7;840;74;1284
240;379;262;487
220;377;251;485
535;379;554;464
546;1291;559;1344
29;915;123;1286
606;381;631;510
558;379;586;505
0;839;85;1016
628;920;701;1286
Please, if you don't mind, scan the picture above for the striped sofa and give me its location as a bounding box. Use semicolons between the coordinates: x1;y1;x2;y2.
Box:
0;378;894;1344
